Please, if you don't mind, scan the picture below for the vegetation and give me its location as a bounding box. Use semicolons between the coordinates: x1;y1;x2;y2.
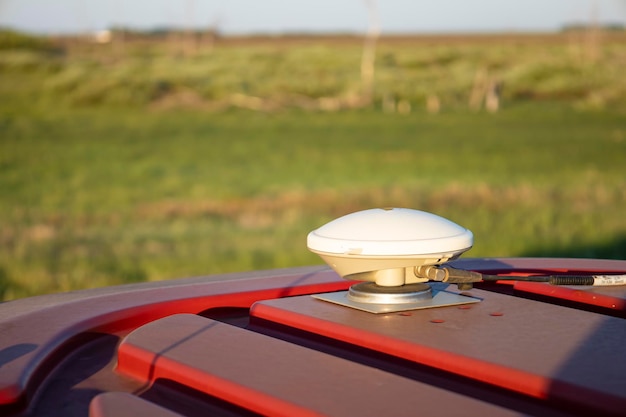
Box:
1;31;625;301
2;30;626;111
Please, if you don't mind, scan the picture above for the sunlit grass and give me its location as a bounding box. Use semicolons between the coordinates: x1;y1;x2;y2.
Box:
1;32;625;300
1;103;625;300
2;31;626;111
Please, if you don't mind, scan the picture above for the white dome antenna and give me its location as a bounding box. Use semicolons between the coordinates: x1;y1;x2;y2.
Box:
307;208;480;313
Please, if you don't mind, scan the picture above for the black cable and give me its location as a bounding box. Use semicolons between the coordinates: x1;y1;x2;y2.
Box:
430;266;625;288
479;273;595;286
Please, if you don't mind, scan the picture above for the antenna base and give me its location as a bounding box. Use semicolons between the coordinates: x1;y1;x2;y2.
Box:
347;282;432;304
313;282;480;314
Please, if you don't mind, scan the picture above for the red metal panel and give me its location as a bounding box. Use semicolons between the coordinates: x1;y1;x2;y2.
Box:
0;267;348;409
453;258;626;312
117;313;526;417
2;258;625;416
251;288;626;416
513;281;626;311
89;392;184;417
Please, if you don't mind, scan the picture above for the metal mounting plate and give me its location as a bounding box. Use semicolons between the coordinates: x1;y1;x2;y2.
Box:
312;284;481;314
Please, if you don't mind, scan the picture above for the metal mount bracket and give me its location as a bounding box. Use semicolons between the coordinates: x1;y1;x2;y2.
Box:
312;282;481;314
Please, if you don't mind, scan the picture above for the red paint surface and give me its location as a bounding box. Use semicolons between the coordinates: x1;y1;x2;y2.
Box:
1;259;625;417
514;281;626;310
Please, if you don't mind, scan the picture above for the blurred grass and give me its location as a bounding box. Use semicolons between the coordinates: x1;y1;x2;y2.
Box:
2;30;626;110
1;31;625;300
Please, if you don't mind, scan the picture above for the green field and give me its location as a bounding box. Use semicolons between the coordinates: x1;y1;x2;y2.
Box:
1;31;625;301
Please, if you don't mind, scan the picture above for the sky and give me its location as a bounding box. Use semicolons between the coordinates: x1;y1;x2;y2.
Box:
0;0;625;35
